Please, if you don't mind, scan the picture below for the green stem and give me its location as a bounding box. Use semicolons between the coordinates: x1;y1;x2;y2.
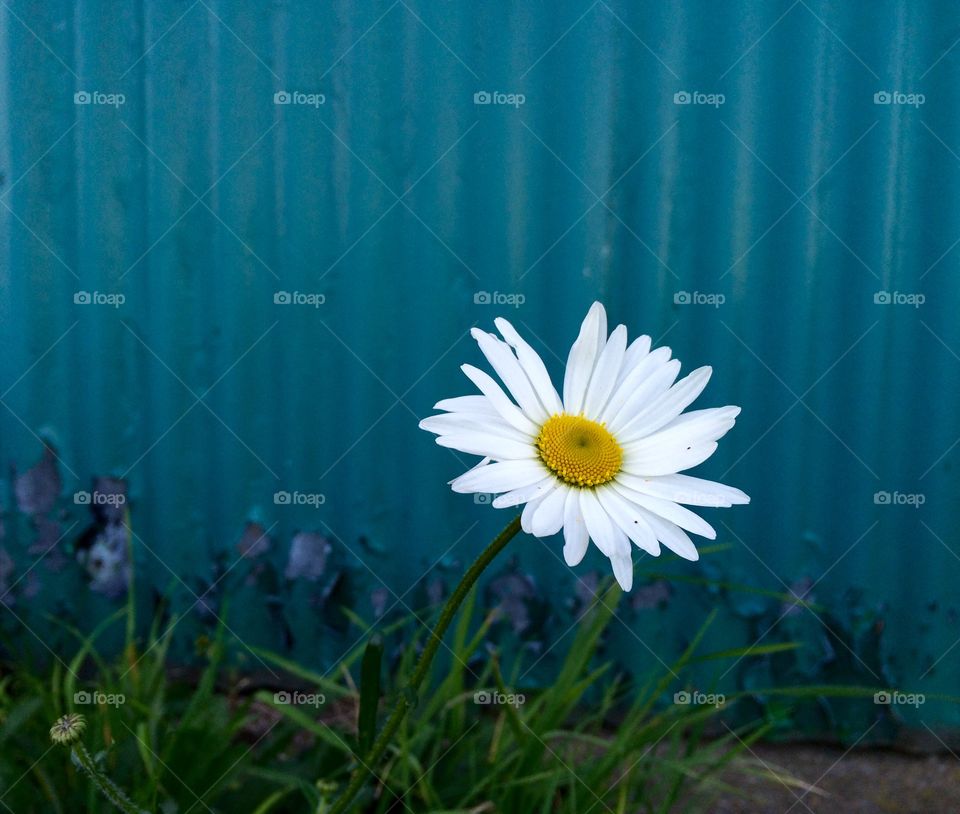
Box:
328;514;522;814
72;743;148;814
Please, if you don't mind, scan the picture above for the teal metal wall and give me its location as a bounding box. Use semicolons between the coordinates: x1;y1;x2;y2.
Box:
1;1;959;739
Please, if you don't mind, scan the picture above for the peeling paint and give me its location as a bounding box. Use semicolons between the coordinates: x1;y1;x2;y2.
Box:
193;586;219;620
13;445;61;515
70;475;131;598
370;586;389;618
573;571;602;607
487;562;539;635
78;523;130;598
284;532;331;581
236;522;272;558
28;515;67;571
631;580;671;610
0;442;941;742
426;577;444;607
782;578;815;618
437;554;462;572
20;571;41;601
90;477;127;525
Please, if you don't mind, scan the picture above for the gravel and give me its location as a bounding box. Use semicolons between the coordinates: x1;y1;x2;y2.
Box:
704;743;960;813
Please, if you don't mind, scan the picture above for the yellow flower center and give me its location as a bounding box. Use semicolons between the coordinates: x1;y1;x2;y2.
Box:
536;413;623;488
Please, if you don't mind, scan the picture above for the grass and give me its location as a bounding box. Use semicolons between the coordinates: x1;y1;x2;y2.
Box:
0;591;838;813
0;545;895;814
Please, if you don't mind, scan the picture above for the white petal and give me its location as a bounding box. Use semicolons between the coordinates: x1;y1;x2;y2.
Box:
658;406;742;440
579;488;623;558
615;335;652;390
610;522;631;557
461;364;538;436
521;495;545;533
450;459;547;494
434;395;500;415
617;473;750;507
492;478;556;508
605;353;679;429
636;508;700;561
618;366;713;443
563;302;607;414
436;432;535;461
562;489;590;566
612;484;716;539
623;407;740;464
494;317;563;415
623;442;719;477
419;412;531;443
610;553;634;591
596;487;660;555
470;328;548;423
621;408;739;476
530;483;568;536
582;325;627;418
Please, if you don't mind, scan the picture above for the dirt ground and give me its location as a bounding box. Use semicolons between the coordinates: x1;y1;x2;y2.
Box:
709;743;960;813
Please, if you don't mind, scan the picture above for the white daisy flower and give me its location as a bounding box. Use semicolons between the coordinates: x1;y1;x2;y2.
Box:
419;302;749;592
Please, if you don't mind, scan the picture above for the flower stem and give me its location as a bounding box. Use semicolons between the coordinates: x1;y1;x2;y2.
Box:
72;743;148;814
328;514;522;814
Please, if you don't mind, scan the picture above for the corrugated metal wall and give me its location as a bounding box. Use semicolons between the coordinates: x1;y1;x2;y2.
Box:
2;0;959;737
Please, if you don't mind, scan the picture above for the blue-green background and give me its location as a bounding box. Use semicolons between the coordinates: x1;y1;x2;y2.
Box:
1;1;958;740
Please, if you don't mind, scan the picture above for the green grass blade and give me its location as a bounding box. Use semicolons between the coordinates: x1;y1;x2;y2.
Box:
358;634;384;757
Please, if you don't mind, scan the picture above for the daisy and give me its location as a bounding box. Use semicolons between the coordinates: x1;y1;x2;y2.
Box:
419;302;749;592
